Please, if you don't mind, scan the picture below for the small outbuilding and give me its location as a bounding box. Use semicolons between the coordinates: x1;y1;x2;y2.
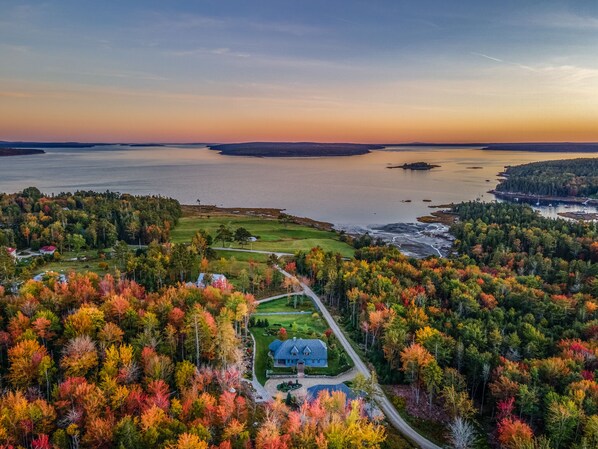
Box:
40;245;57;255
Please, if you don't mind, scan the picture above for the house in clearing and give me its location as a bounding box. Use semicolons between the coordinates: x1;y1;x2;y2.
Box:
6;247;16;258
197;273;227;288
269;337;328;368
33;271;67;284
39;245;57;255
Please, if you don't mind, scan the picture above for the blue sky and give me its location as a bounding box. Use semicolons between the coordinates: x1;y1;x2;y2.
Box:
1;1;598;142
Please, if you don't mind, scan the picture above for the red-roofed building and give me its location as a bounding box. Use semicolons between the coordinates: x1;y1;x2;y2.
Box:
40;245;57;255
6;247;16;258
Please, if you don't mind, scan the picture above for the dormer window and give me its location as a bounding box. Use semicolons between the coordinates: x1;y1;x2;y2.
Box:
303;346;312;356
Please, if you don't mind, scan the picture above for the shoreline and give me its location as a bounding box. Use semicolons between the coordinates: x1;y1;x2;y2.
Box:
0;148;45;157
490;190;598;206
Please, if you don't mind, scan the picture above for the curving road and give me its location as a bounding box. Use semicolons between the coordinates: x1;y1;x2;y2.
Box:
256;291;304;304
239;247;440;448
276;266;441;449
212;247;294;257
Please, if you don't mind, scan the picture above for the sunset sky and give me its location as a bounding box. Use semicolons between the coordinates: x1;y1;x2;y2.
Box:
1;0;598;143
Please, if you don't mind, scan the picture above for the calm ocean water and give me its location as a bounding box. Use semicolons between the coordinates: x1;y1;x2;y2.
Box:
0;145;595;228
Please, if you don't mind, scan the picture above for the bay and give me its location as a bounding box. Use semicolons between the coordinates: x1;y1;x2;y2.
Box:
0;144;595;229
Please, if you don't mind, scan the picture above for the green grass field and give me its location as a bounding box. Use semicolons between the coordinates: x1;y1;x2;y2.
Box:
250;297;353;384
171;215;355;257
255;296;314;313
28;250;112;277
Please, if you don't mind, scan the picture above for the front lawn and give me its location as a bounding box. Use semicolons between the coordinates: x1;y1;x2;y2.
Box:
255;296;314;313
250;297;353;385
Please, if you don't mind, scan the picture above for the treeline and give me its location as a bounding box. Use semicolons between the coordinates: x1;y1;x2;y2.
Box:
452;201;598;288
495;158;598;198
0;187;182;251
111;237;284;292
0;275;386;448
295;202;598;448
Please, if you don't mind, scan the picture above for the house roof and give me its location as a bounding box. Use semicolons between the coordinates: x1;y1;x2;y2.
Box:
269;337;327;361
306;383;356;402
40;245;57;252
197;273;227;286
33;271;67;283
6;247;16;253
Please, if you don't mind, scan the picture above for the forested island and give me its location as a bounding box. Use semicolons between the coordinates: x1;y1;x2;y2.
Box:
0;148;45;157
494;158;598;199
388;161;440;170
209;142;384;157
483;143;598;152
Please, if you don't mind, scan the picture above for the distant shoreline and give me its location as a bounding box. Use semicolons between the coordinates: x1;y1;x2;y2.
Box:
482;143;598;152
0;148;45;157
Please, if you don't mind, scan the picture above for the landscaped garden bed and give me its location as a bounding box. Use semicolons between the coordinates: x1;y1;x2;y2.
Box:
277;380;302;392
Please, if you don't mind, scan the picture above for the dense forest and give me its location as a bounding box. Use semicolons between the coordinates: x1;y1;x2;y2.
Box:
295;202;598;448
0;188;181;251
495;158;598;198
0;274;386;448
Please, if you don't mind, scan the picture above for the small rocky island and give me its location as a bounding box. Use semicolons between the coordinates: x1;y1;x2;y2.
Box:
0;148;45;157
209;142;384;157
388;161;440;170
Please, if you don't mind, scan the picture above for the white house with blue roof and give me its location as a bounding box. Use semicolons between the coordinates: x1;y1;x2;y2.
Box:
268;337;328;368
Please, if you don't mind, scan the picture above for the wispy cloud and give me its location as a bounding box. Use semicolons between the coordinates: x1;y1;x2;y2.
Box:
0;91;33;98
144;11;321;36
0;43;32;54
541;65;598;84
471;52;536;72
532;11;598;30
45;68;168;82
471;52;503;63
471;52;598;95
169;47;251;58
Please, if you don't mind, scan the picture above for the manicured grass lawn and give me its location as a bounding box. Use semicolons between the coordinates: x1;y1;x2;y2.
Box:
40;259;108;275
213;249;271;263
250;298;353;385
171;215;355;257
256;296;314;313
27;250;114;277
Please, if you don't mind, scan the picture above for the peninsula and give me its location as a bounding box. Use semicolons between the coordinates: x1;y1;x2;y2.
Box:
209;142;383;157
0;148;45;157
494;158;598;198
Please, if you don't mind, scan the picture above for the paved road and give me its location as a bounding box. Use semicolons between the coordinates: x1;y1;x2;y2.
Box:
212;247;294;257
277;267;441;449
246;332;272;403
264;367;358;400
232;248;441;449
256;291;304;304
253;311;311;316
